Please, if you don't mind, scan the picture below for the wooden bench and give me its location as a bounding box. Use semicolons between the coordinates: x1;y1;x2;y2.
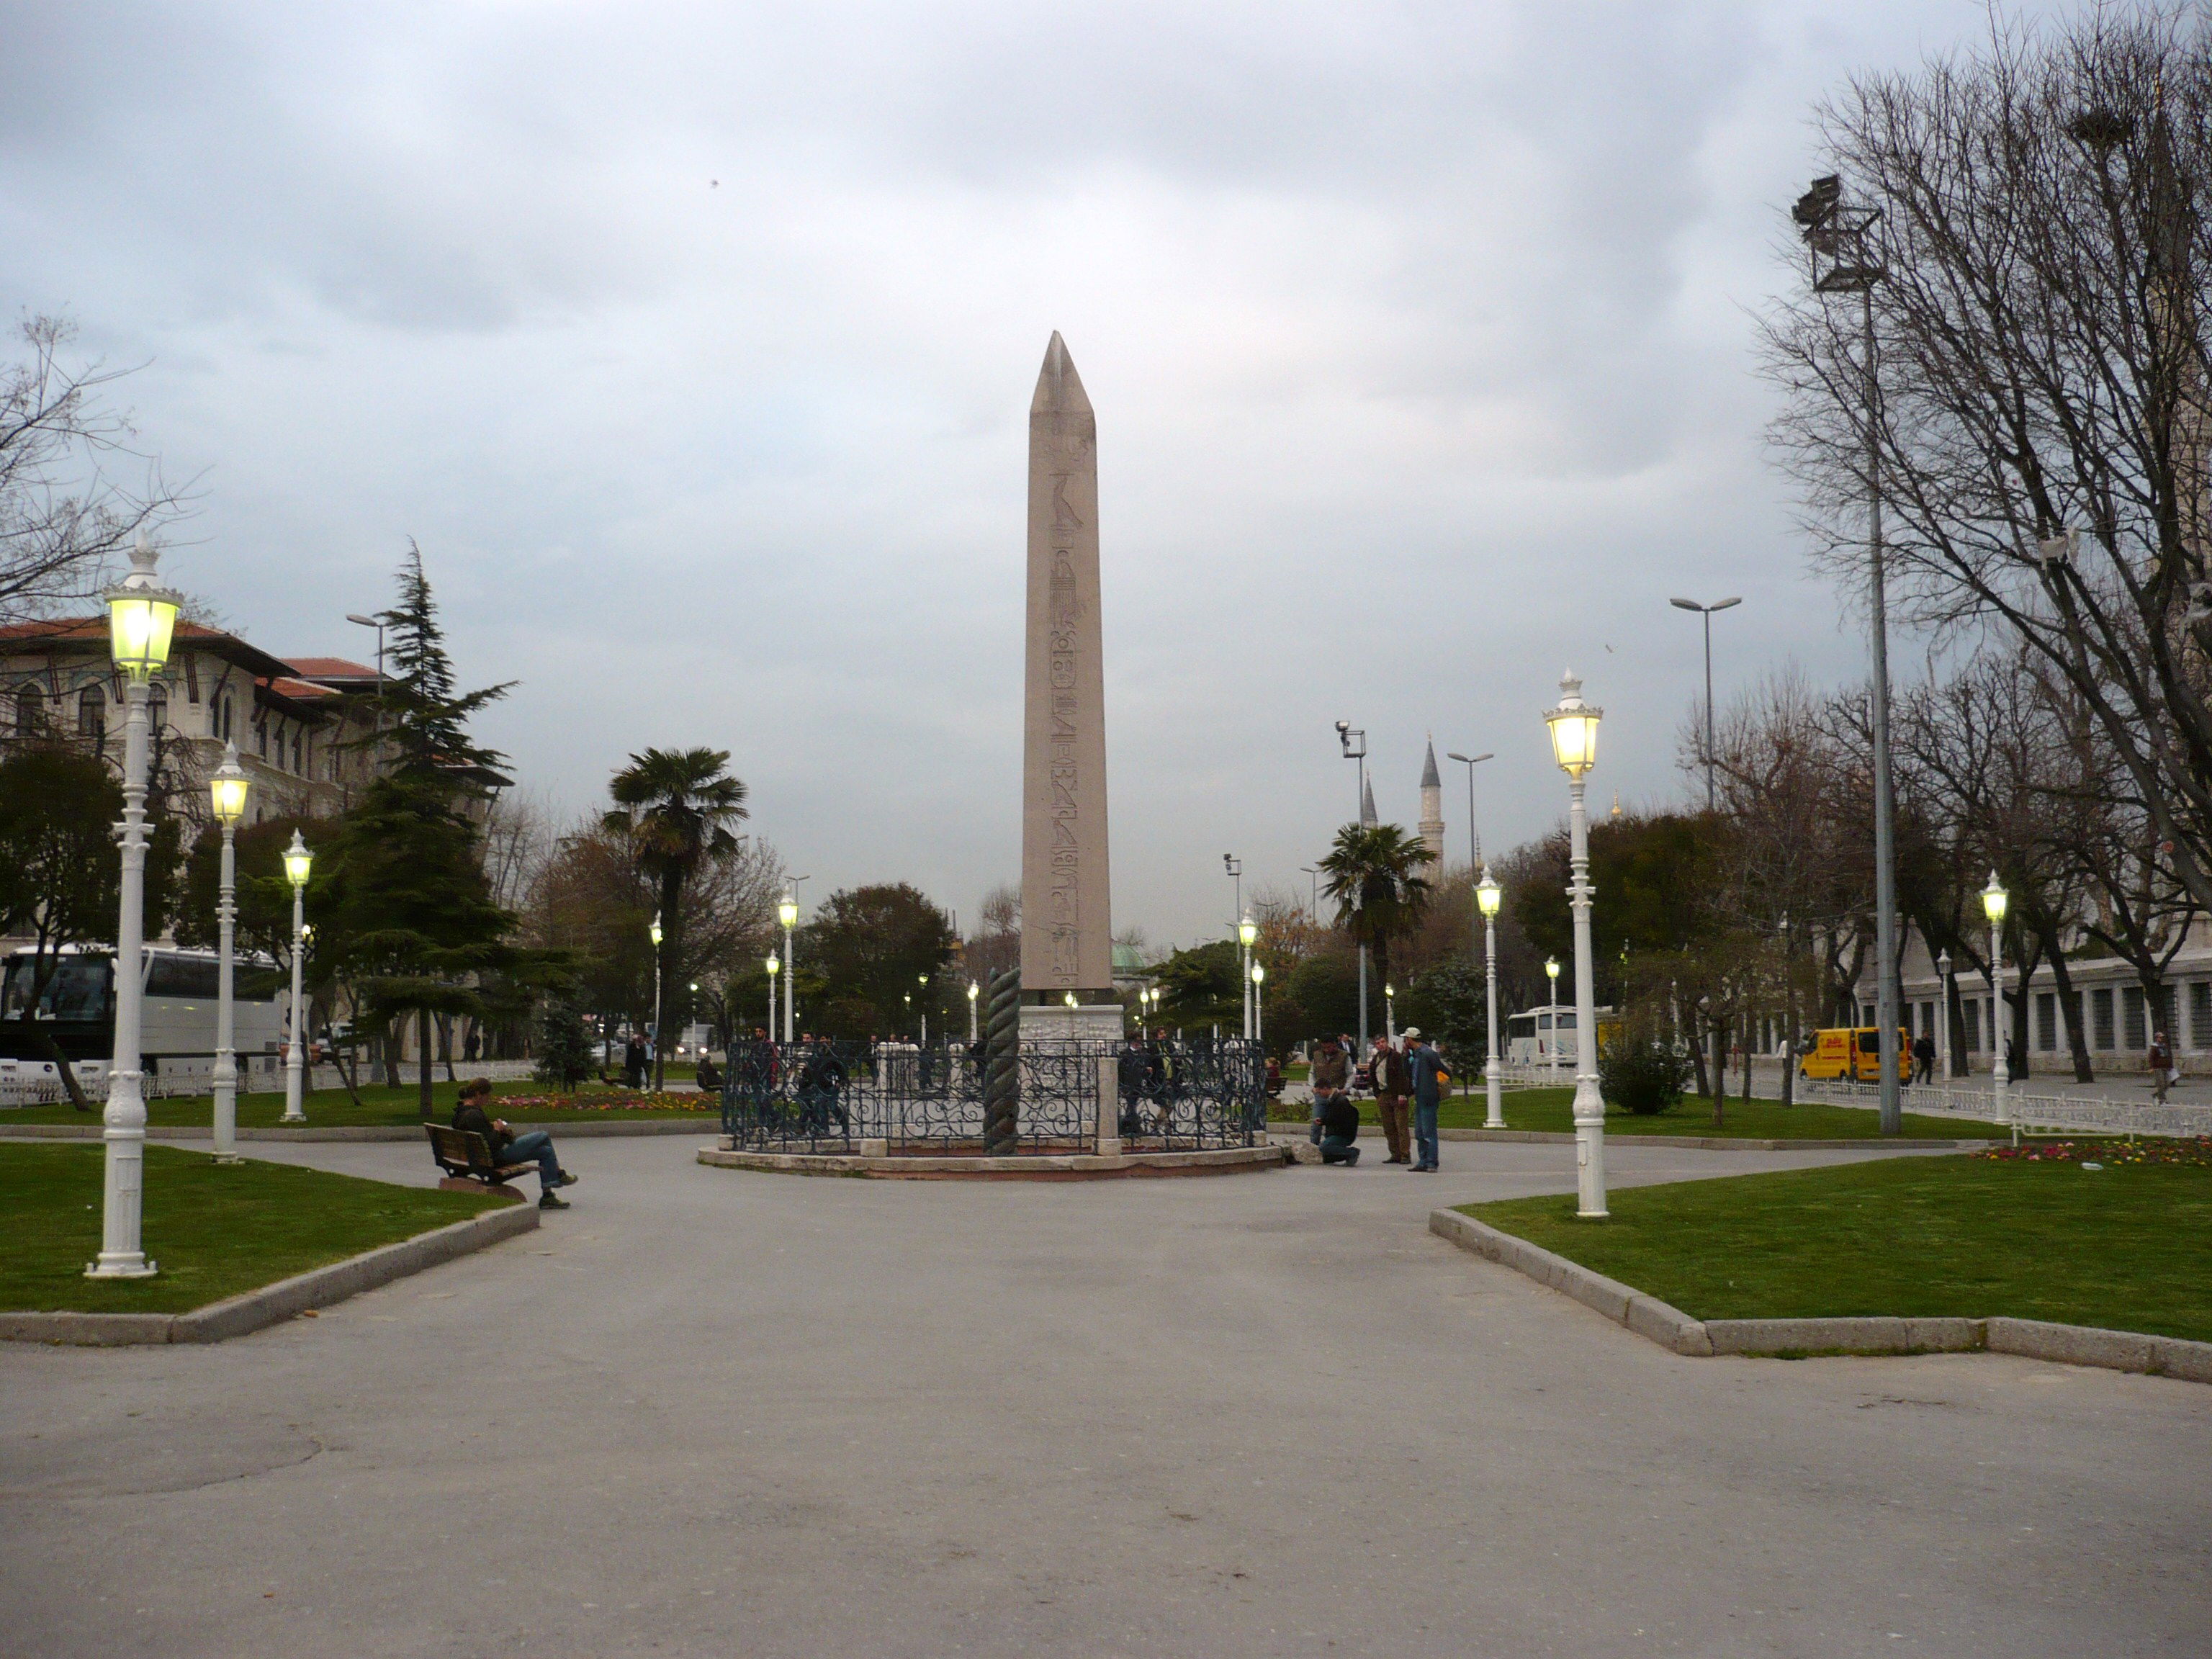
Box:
425;1124;536;1198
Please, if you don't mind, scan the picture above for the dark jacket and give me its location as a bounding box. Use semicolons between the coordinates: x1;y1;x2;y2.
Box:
1407;1045;1447;1107
453;1099;509;1156
1374;1046;1412;1097
1320;1094;1359;1143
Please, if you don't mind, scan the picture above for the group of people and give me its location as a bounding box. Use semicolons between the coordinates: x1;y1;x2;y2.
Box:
1307;1030;1450;1172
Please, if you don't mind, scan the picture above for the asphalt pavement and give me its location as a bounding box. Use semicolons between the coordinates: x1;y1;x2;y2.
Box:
2;1133;2206;1658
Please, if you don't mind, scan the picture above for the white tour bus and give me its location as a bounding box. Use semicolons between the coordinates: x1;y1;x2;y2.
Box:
0;944;287;1104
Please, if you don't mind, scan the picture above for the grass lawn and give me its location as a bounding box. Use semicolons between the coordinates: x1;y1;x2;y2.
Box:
1;1142;507;1315
1271;1087;1991;1139
1460;1155;2212;1343
1;1076;715;1130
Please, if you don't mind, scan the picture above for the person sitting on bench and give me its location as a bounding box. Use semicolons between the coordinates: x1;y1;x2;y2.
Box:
1318;1090;1362;1166
453;1078;580;1210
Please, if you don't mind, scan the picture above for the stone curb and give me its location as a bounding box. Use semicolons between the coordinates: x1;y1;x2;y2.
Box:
698;1143;1286;1180
1429;1208;2212;1384
0;1202;540;1346
1267;1125;1985;1151
0;1118;721;1143
1426;1209;1712;1357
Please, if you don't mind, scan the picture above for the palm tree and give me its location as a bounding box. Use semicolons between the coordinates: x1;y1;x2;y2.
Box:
604;747;748;1090
1317;823;1434;1011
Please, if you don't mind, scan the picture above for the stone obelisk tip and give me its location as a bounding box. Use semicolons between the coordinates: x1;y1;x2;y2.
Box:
1031;331;1092;416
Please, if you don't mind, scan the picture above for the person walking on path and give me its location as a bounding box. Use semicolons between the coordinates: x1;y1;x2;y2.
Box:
1912;1030;1936;1086
452;1078;580;1210
1372;1034;1412;1164
1403;1030;1448;1172
2150;1030;2175;1105
1310;1036;1349;1146
624;1034;647;1091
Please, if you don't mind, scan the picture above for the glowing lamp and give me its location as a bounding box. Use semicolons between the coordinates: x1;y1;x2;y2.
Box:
210;742;250;827
282;830;313;889
1475;867;1501;920
1544;671;1602;778
105;535;181;683
1980;870;2008;925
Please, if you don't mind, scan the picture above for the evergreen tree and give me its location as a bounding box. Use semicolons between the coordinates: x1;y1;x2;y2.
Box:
325;544;536;1115
534;999;594;1092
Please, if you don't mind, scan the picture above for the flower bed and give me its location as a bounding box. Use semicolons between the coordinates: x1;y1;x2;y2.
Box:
500;1092;711;1113
1975;1137;2212;1167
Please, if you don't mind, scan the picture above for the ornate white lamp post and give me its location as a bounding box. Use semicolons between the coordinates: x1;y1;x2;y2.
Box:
1477;866;1505;1130
778;891;799;1044
1545;956;1561;1079
1936;948;1953;1080
208;745;250;1164
1544;671;1606;1218
966;978;980;1043
1251;962;1265;1047
648;911;665;1090
1384;981;1396;1043
1982;871;2010;1138
279;832;313;1123
765;953;780;1035
87;538;181;1278
1238;914;1258;1039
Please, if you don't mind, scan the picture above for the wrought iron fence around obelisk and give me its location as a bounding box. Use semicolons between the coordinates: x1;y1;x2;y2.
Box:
717;1028;1264;1156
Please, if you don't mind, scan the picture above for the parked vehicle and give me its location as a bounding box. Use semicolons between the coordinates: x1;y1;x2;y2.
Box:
1795;1026;1910;1083
0;944;286;1100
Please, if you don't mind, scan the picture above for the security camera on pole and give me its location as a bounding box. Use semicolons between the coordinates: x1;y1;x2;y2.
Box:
209;745;250;1164
87;536;181;1279
1543;671;1606;1219
280;831;313;1125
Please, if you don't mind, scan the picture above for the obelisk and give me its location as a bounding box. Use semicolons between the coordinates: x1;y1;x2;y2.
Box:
1020;332;1117;1035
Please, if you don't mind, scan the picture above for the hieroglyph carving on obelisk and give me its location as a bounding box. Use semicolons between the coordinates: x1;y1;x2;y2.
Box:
1020;332;1113;999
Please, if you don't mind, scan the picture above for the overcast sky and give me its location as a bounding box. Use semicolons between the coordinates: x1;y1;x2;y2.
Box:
1;1;2047;947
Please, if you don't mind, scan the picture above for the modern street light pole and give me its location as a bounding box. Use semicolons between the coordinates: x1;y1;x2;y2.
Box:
1667;597;1741;813
1796;173;1902;1136
1300;866;1320;922
1545;671;1606;1218
1476;868;1505;1130
280;831;313;1124
89;537;181;1279
1224;855;1246;1038
1982;871;2012;1141
209;745;249;1164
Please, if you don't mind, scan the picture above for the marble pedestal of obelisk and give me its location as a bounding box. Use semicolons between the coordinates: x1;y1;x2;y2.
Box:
1017;334;1123;1149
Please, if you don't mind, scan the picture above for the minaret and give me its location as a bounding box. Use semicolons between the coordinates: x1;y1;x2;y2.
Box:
1360;774;1378;829
1418;737;1445;867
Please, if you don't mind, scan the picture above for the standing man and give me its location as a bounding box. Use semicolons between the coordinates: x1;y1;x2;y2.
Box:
1912;1028;1936;1087
1372;1033;1412;1165
1403;1028;1447;1173
1310;1035;1349;1146
2150;1029;2175;1105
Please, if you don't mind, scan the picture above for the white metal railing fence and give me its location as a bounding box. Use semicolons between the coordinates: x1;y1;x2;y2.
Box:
1784;1077;2211;1138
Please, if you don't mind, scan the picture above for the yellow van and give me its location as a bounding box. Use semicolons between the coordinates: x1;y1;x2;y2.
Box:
1797;1028;1910;1083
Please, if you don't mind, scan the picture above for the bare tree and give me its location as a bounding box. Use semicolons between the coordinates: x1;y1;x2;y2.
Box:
966;881;1020;988
1766;9;2212;920
0;317;187;624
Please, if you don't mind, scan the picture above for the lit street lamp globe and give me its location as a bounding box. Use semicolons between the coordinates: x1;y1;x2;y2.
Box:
1475;868;1501;919
283;830;313;889
1544;673;1602;778
1980;870;2009;925
105;536;181;682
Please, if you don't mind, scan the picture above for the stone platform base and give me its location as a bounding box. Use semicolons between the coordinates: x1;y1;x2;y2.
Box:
698;1141;1285;1180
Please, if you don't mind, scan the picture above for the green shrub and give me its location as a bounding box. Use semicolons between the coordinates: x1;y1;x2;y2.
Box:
1600;1029;1691;1115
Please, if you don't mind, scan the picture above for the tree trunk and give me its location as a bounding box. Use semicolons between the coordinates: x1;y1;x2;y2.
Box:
418;1008;435;1119
2046;947;2093;1082
1710;1020;1727;1128
1687;1002;1712;1100
1946;976;1971;1077
27;1030;93;1110
438;1012;457;1084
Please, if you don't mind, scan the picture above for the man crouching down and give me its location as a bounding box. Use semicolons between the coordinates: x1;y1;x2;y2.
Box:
454;1078;581;1209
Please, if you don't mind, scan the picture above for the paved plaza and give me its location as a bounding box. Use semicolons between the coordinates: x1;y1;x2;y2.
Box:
2;1136;2207;1657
